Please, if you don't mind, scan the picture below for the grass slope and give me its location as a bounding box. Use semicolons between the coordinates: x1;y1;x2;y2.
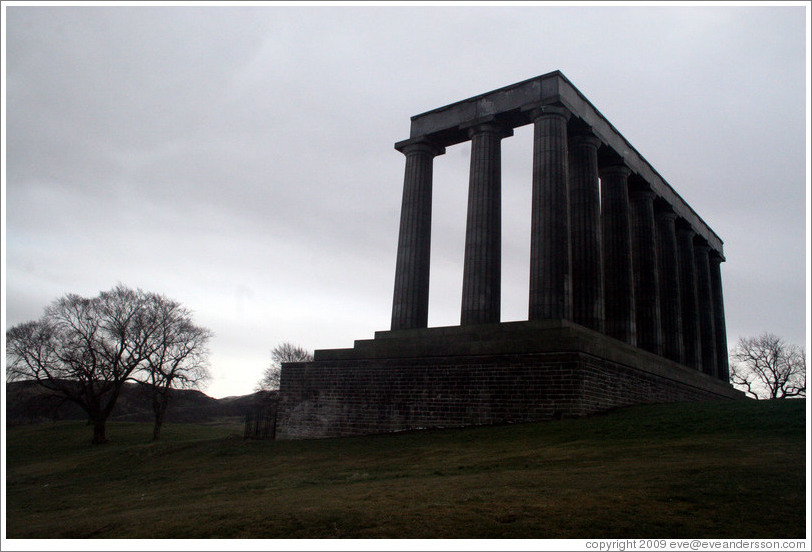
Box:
5;400;807;539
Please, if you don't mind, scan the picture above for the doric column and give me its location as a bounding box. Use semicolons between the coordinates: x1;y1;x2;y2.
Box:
460;122;512;325
629;186;662;355
694;240;718;377
391;138;445;330
655;207;684;364
599;164;636;345
676;223;701;370
709;252;730;382
569;131;604;332
527;105;572;321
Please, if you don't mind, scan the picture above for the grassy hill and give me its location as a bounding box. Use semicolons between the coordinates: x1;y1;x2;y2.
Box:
4;399;807;539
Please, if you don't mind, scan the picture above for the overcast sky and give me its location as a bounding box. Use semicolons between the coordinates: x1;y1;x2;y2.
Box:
3;3;809;399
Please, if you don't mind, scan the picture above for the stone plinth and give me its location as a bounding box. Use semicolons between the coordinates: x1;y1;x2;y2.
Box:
276;321;744;440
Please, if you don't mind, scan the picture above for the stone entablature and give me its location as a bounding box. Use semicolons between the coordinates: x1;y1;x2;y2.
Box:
402;70;721;253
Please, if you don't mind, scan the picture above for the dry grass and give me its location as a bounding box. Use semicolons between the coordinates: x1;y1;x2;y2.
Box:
5;399;806;538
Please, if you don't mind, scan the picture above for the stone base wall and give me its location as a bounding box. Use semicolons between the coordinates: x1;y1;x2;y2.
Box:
277;322;743;439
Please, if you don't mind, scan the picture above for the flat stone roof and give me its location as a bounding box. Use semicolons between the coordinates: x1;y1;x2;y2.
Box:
400;70;724;256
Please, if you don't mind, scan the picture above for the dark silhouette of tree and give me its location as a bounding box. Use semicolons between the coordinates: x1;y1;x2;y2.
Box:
7;286;154;443
256;342;313;392
138;293;212;440
729;333;806;399
6;285;212;444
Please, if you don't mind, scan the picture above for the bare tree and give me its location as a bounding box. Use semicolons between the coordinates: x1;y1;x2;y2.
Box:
729;333;806;399
6;286;155;444
256;342;313;392
6;285;213;444
138;292;212;440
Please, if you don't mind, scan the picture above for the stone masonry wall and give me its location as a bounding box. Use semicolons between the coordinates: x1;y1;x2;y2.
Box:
276;352;734;440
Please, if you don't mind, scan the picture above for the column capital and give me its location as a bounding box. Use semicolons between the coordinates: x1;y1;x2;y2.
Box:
394;137;445;157
654;207;679;222
523;103;571;122
462;119;514;140
693;239;712;253
709;250;726;264
629;187;657;202
599;163;632;179
675;218;695;235
569;130;602;150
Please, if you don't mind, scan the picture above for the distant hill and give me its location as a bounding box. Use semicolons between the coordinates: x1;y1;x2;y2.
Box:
5;380;274;426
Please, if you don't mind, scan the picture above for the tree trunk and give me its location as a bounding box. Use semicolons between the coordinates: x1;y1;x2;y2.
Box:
152;391;168;441
92;418;108;445
153;408;164;441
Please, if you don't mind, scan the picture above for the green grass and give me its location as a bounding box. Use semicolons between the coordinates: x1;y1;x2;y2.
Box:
4;400;807;539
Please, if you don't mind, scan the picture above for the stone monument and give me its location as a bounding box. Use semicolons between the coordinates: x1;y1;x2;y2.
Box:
276;71;743;440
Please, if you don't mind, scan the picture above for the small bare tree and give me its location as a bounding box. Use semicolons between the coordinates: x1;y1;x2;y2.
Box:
256;342;313;392
138;292;212;440
729;333;806;399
